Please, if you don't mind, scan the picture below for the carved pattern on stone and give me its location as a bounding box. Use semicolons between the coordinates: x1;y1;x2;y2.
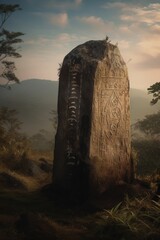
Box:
91;45;130;162
54;41;131;195
65;58;82;176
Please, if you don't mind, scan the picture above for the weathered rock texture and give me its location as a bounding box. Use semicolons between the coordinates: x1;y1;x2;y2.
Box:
53;40;131;198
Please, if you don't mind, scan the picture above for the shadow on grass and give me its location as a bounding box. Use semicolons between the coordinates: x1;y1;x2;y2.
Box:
0;187;160;240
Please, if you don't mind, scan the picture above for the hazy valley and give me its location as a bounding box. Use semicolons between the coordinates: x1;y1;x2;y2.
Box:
0;79;159;136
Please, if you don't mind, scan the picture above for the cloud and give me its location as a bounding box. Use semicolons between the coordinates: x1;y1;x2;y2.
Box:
120;15;134;21
79;15;114;33
137;35;160;57
45;0;82;9
150;24;160;34
118;40;130;50
80;16;105;26
120;3;160;24
48;13;68;27
102;2;130;10
35;12;68;27
75;0;82;5
136;53;160;69
53;33;88;50
103;2;160;25
119;25;132;34
25;37;51;46
24;33;87;52
55;33;78;42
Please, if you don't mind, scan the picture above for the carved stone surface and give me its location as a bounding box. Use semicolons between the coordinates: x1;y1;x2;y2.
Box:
53;40;131;198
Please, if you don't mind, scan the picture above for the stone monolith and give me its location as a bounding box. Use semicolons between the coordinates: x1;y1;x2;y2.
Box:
53;40;131;199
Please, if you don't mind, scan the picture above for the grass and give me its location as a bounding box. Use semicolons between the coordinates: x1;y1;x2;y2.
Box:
0;150;160;240
27;149;53;163
0;190;87;240
0;149;53;192
0;165;52;192
97;196;160;240
0;189;159;240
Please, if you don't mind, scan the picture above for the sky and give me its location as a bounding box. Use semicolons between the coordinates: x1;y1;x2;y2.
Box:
2;0;160;90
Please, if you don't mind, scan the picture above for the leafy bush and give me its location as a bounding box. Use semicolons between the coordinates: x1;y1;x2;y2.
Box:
0;107;29;168
132;139;160;176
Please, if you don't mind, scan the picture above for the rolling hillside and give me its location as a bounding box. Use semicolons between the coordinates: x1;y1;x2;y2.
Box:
0;79;159;135
0;79;58;135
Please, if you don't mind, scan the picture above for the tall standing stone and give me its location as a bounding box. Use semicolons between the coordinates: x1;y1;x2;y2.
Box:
53;40;131;198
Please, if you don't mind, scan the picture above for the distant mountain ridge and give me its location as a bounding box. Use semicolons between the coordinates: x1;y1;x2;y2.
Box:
0;79;159;135
0;79;58;135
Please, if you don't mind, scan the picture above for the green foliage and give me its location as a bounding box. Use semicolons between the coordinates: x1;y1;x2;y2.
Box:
132;139;160;175
0;107;28;163
0;29;23;59
134;111;160;138
0;4;21;28
132;110;160;176
1;61;19;84
148;82;160;105
0;4;24;88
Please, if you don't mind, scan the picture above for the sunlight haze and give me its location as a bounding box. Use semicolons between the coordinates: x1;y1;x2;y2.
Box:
4;0;160;90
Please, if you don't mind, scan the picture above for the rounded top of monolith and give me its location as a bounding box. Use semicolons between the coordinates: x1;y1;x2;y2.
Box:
64;40;123;63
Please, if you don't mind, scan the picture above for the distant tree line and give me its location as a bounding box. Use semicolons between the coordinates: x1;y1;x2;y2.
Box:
132;86;160;176
0;107;28;163
0;106;57;165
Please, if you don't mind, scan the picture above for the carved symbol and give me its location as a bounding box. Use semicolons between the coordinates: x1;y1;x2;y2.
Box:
94;53;129;159
66;57;82;175
71;91;77;94
69;96;78;99
68;118;77;122
69;106;77;109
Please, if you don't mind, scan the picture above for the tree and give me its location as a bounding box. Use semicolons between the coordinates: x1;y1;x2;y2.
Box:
133;85;160;176
132;139;160;175
29;129;53;151
0;4;24;88
134;111;160;138
148;82;160;105
0;107;28;159
133;111;160;176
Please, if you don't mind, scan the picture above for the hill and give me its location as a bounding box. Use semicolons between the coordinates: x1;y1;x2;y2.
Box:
0;79;159;135
0;79;58;135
